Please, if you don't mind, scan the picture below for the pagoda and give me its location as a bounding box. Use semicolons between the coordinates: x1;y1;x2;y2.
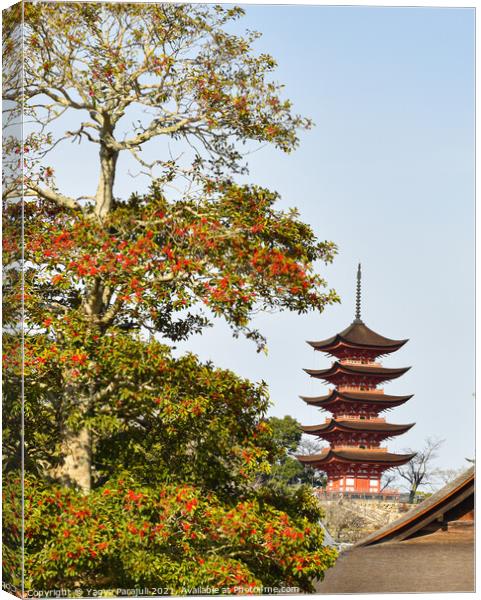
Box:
297;265;415;495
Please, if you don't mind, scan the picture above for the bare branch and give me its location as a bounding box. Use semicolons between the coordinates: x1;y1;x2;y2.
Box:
26;182;81;211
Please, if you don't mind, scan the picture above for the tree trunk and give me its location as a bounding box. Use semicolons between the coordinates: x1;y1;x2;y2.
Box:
57;425;92;492
54;140;118;491
94;143;118;220
53;388;92;492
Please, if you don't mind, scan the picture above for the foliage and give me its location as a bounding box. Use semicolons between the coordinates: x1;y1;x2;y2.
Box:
265;416;326;486
2;1;339;591
3;333;339;591
15;2;311;180
5;475;337;594
16;334;272;494
296;435;327;487
268;416;302;453
17;182;338;353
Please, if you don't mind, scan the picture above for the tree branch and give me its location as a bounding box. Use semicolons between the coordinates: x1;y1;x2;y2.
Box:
26;183;81;211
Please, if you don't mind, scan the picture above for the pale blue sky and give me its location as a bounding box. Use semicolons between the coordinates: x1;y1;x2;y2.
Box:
45;4;475;472
181;5;476;471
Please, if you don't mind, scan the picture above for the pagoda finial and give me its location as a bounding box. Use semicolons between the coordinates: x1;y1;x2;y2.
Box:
355;263;362;322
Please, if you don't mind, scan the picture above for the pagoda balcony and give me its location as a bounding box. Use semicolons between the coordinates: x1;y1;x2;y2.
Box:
337;386;384;394
331;445;388;452
327;415;387;423
339;359;382;368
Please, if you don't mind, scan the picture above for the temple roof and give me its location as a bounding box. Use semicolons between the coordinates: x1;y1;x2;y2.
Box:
307;320;408;353
315;468;474;593
358;467;475;546
301;420;415;435
316;527;474;593
296;448;415;467
300;389;413;407
304;362;410;381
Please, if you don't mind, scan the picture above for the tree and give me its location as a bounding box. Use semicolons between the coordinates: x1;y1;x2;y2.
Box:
264;417;326;487
434;467;465;487
395;438;444;503
296;435;327;488
2;2;339;591
380;471;398;492
3;1;338;492
265;416;304;485
3;472;338;592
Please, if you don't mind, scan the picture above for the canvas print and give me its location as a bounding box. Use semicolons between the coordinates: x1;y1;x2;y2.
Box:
2;0;475;596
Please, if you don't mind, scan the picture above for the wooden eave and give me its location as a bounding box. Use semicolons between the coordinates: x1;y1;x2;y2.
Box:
301;420;415;436
296;448;416;467
299;390;413;407
357;467;475;546
304;362;410;381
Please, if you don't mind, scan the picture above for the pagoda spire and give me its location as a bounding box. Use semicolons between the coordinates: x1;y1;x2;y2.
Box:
355;263;362;322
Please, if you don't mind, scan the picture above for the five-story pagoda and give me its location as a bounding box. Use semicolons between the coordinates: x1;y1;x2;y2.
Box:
297;265;415;495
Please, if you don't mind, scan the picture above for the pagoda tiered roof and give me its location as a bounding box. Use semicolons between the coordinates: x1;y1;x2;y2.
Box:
307;319;408;356
297;448;415;468
301;419;415;436
299;389;413;409
297;265;415;492
304;362;410;385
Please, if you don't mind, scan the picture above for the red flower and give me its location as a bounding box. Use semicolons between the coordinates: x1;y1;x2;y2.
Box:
127;523;138;534
126;489;143;502
185;498;198;513
71;353;87;365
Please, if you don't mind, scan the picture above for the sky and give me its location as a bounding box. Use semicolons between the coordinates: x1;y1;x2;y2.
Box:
36;3;475;473
184;5;476;473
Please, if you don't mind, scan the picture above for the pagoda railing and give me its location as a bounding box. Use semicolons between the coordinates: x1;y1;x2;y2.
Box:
336;386;384;394
339;359;382;367
328;445;388;452
327;415;386;422
314;489;410;503
314;488;424;505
